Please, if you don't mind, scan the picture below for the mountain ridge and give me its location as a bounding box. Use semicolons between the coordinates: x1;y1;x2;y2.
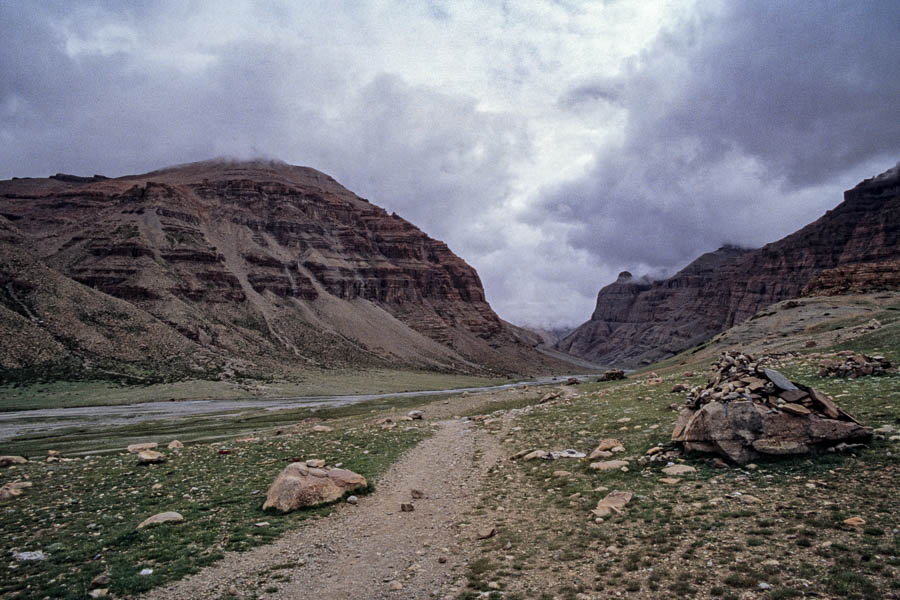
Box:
0;159;571;382
557;163;900;367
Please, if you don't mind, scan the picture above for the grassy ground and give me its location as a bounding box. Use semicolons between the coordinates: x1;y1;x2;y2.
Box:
0;369;509;412
2;300;898;599
1;389;462;458
0;412;430;599
456;325;900;599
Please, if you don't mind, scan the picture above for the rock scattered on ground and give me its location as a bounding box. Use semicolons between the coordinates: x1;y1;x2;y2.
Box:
818;353;892;378
591;490;632;518
540;391;561;403
167;440;184;449
662;464;696;476
598;369;626;381
137;511;185;529
127;442;158;454
590;460;629;471
672;351;872;463
137;450;166;465
311;425;334;433
262;463;366;512
0;480;33;499
0;455;27;467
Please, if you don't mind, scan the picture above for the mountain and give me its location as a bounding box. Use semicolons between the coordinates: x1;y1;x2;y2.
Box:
0;159;567;382
557;163;900;367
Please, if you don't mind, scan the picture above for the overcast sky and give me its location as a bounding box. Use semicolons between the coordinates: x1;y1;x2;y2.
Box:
2;1;898;328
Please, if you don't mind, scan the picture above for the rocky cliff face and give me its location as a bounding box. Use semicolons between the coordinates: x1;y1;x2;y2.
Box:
0;160;561;381
557;164;900;367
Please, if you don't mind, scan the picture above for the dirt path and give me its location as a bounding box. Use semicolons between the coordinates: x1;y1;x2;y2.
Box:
143;417;506;599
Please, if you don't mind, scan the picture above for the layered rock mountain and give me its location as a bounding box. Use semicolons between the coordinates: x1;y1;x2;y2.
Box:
557;163;900;367
0;159;564;382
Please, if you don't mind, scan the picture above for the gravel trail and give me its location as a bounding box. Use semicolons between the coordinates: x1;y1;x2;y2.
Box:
142;417;504;599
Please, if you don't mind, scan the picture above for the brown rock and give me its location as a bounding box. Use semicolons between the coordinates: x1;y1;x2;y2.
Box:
593;439;623;452
0;456;27;467
137;511;184;529
780;403;811;416
137;450;166;465
0;480;33;499
127;442;158;454
167;440;184;449
779;390;809;403
597;369;626;381
590;460;629;471
751;438;810;455
591;490;632;517
400;503;415;512
410;489;424;499
477;526;496;539
522;450;549;461
659;477;681;485
262;463;367;512
843;516;866;527
540;392;561;403
311;425;333;433
662;464;696;476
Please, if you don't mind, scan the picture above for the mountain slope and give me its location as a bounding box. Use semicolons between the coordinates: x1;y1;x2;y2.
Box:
0;159;567;381
557;163;900;367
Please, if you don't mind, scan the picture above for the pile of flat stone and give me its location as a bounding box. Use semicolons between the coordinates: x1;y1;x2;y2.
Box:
818;352;891;378
673;351;871;463
684;352;844;416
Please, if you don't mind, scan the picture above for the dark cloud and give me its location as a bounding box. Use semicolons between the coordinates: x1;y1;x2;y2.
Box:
537;1;900;277
2;2;897;328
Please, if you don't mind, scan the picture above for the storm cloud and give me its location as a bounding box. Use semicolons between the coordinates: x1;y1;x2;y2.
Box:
2;1;898;328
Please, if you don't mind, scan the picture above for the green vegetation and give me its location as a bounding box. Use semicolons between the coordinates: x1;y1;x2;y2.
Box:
457;318;900;598
0;414;428;599
0;370;508;412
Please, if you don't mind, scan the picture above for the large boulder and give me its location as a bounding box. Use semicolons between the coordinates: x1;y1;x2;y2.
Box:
262;463;367;512
672;351;872;464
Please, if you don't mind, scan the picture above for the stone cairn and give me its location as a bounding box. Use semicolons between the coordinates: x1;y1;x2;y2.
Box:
672;351;871;463
818;352;891;378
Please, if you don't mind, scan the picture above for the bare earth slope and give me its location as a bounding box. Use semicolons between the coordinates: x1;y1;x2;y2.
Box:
558;163;900;368
0;160;569;380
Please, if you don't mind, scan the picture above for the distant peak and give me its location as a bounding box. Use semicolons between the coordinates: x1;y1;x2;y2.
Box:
617;271;633;281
